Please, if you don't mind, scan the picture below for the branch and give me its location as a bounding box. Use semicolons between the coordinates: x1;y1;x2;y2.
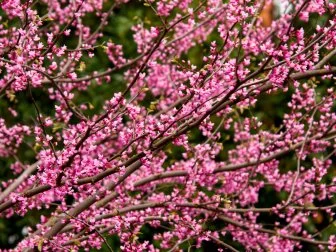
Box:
208;235;240;252
40;160;142;241
218;215;330;246
314;48;336;69
134;130;336;187
0;162;39;202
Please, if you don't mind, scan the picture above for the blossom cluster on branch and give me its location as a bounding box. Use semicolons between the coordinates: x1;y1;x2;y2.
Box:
0;0;336;251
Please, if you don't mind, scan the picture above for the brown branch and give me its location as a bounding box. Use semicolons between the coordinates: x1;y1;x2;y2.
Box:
134;130;336;186
40;160;142;241
65;200;332;247
218;215;330;246
1;66;334;213
314;48;336;69
41;1;84;57
0;162;39;202
208;235;239;252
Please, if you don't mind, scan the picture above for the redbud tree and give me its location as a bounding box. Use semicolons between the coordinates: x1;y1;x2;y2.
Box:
0;0;336;251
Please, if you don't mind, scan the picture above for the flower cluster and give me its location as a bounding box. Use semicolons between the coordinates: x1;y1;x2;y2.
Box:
0;0;335;251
